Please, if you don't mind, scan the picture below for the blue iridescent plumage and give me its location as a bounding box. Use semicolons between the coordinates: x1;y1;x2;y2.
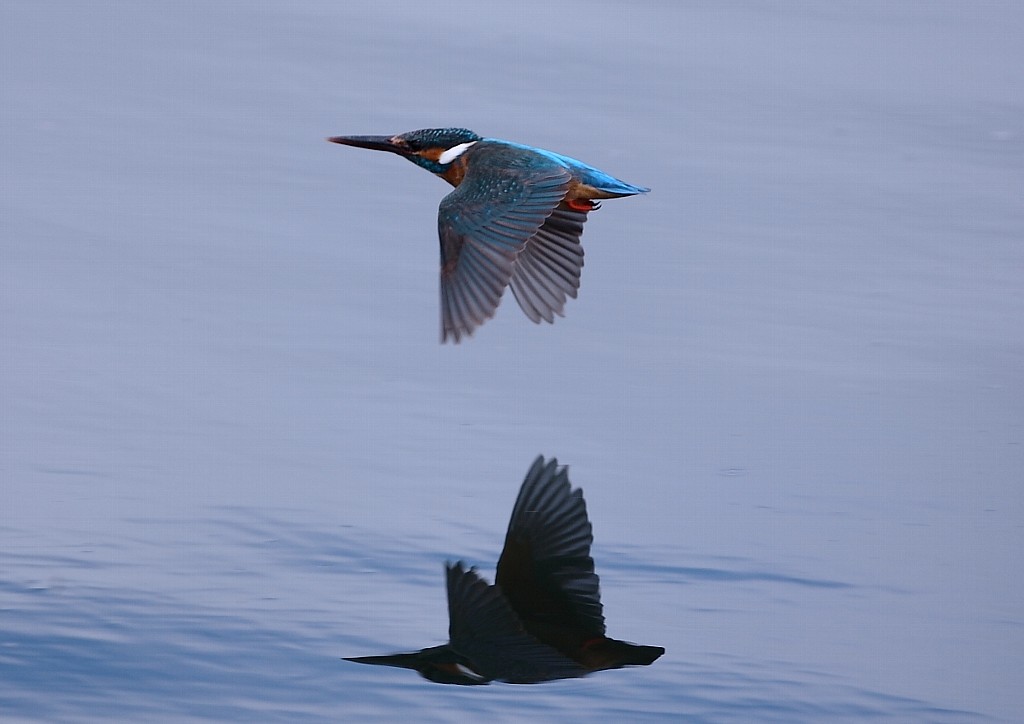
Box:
493;140;649;197
327;128;649;342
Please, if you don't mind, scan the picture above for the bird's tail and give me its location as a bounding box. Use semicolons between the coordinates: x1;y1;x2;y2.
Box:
623;644;665;666
599;640;666;668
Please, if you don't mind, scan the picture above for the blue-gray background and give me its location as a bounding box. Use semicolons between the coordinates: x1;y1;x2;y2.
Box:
2;2;1022;722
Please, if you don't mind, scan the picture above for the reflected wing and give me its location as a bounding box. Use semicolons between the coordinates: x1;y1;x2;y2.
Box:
508;204;588;324
437;144;571;342
496;456;605;637
446;562;587;683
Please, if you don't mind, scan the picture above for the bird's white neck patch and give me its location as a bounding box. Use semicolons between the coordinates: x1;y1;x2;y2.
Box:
438;141;476;165
455;663;487;681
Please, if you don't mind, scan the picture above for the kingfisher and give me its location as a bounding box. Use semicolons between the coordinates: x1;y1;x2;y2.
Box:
344;455;665;685
327;129;649;343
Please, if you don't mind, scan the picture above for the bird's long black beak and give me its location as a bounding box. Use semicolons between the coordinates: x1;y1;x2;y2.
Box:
326;134;406;154
343;652;422;671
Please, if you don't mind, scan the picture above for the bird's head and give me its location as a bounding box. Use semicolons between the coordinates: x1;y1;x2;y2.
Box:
327;127;482;176
344;646;490;686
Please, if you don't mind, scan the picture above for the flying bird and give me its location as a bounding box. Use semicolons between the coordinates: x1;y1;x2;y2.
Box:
327;129;648;342
344;455;664;685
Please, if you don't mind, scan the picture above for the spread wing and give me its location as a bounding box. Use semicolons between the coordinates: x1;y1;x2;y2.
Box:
495;456;605;638
508;204;588;324
445;562;587;683
437;144;571;343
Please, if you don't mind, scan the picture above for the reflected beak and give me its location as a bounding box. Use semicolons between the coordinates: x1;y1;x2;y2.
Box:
326;134;407;155
343;652;422;671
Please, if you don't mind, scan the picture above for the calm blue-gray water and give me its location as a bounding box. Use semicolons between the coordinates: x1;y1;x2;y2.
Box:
3;2;1022;721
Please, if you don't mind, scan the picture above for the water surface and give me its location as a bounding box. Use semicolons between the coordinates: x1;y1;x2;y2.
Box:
3;2;1022;721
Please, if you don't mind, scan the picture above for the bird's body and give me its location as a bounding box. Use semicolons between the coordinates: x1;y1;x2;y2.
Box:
327;129;648;342
344;456;664;685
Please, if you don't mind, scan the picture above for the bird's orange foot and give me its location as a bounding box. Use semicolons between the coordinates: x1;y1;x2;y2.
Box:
567;198;601;212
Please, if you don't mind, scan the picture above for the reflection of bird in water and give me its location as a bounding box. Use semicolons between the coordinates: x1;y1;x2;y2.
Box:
345;455;665;685
327;129;648;342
